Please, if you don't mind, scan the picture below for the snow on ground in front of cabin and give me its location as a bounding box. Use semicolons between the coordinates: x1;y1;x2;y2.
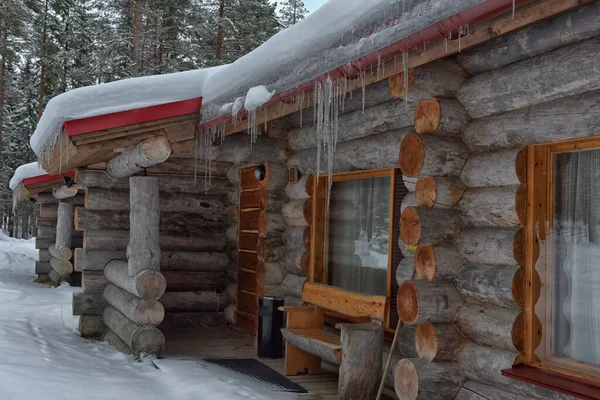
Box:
0;232;295;400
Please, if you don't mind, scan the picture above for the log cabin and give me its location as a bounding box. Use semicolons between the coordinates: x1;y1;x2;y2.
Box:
10;165;83;285
12;0;600;398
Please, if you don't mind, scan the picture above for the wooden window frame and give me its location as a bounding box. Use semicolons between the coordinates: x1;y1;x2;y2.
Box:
309;167;400;332
517;136;600;392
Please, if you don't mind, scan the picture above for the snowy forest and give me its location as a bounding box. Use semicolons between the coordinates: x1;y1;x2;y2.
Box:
0;0;308;237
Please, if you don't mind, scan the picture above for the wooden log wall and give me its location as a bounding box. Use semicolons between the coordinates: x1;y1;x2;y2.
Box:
73;170;237;341
280;58;470;394
392;6;598;399
35;192;84;284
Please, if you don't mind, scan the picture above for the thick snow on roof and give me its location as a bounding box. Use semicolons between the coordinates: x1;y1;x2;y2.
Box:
9;162;47;190
30;67;224;157
202;0;485;110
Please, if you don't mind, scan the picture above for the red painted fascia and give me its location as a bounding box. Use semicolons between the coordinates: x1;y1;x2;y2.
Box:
64;97;203;137
199;0;533;131
22;170;76;187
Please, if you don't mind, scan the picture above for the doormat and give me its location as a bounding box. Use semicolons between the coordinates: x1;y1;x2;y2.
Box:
203;358;308;394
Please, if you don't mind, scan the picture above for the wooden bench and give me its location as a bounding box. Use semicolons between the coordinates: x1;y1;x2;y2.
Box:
279;282;388;399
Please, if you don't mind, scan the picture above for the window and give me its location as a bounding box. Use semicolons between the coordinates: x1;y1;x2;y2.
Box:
521;137;600;387
310;168;406;331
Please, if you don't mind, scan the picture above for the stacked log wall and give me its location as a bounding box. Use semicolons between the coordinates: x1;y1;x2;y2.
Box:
283;58;470;392
394;7;598;399
74;170;237;340
35;192;84;284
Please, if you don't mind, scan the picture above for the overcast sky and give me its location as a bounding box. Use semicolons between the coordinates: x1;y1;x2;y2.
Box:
304;0;328;12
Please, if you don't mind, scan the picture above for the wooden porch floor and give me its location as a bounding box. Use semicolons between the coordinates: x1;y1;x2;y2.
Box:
162;326;396;400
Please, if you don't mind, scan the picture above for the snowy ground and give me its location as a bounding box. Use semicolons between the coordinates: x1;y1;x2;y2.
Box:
0;233;297;400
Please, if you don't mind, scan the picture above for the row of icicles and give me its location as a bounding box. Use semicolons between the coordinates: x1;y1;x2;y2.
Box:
195;23;473;191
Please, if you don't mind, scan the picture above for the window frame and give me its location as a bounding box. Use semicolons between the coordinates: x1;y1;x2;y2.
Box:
309;167;400;331
524;136;600;384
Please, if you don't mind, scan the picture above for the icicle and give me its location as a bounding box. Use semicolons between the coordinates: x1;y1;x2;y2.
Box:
194;130;198;186
377;53;381;80
458;26;462;53
512;0;516;19
342;77;347;112
445;36;448;53
382;59;385;79
264;107;268;133
402;51;409;110
299;92;303;128
313;81;318;125
360;69;366;114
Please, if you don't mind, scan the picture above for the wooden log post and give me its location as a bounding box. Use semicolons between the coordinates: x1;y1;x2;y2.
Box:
456;228;519;266
397;280;464;325
104;260;166;300
400;207;465;246
454;304;520;352
50;256;73;276
414;246;463;281
457;36;600;119
72;292;106;315
282;198;311;227
456;186;520;228
399;133;469;177
103;283;164;326
394;358;464;400
128;176;160;276
413;98;469;136
52;184;78;199
48;268;65;285
48;244;72;263
415;323;467;362
106;136;171;179
338;323;383;400
55;201;74;255
415;177;466;209
454;264;519;309
459;149;522;187
103;305;165;355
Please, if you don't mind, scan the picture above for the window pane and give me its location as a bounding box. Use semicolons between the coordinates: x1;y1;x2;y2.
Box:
551;149;600;366
327;176;390;296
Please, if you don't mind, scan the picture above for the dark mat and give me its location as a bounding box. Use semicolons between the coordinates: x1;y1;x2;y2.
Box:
203;358;308;394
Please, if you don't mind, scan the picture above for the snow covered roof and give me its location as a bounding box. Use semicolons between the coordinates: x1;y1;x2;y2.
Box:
9;162;48;190
30;67;224;157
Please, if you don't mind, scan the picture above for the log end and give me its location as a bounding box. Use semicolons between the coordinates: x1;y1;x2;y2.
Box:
415;177;437;208
512;312;542;354
302;226;311;249
414;323;437;362
414;98;441;135
388;69;415;99
514;227;539;267
400;207;421;246
397;281;419;325
305;174;315;197
394;359;419;400
143;135;172;162
515;184;527;226
136;270;167;300
131;325;165;355
399;133;424;177
512;267;541;309
302;198;313;224
301;251;311;277
414;245;436;281
515;147;528;185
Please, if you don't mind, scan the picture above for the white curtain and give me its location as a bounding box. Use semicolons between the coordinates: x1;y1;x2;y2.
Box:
552;149;600;365
327;176;390;296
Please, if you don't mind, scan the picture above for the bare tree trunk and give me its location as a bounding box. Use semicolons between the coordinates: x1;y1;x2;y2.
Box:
37;0;49;120
0;28;6;149
215;0;225;61
132;0;142;76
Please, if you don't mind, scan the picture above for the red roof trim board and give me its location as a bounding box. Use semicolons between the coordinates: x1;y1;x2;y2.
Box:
64;97;203;137
199;0;533;131
22;170;76;187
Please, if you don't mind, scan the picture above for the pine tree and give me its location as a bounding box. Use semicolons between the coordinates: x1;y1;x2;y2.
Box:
278;0;308;29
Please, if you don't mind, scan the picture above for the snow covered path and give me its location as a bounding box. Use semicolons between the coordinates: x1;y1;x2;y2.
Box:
0;233;294;400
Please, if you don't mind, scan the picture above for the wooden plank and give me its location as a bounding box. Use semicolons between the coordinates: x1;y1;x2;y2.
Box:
302;282;388;320
237;310;257;335
238;290;258;315
238;252;258;271
239;189;266;209
239;209;260;232
209;0;590;137
238;269;257;293
239;232;259;252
